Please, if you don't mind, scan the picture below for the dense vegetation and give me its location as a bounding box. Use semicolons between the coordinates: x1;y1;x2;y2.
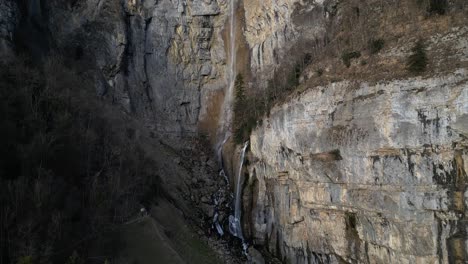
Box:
428;0;448;15
341;51;362;68
0;56;163;264
369;39;385;54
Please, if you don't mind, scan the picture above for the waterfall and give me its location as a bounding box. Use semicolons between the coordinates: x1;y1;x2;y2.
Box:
216;135;230;187
216;0;237;147
229;141;249;249
227;0;237;110
212;0;250;252
213;0;237;235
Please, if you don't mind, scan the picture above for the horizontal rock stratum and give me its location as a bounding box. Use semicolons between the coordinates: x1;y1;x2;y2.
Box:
248;69;468;263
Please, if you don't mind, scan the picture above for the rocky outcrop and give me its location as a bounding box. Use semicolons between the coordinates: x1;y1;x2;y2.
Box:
238;1;468;262
246;69;468;263
246;67;468;263
243;0;327;84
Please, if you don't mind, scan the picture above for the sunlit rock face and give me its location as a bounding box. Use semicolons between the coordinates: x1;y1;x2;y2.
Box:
243;0;327;84
247;69;468;263
238;0;468;262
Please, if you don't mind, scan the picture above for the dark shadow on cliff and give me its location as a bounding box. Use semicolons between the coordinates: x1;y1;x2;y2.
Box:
14;0;51;61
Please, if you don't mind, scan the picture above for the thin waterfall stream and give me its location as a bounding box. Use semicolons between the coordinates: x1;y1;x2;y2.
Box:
211;0;237;239
216;0;237;139
228;141;249;251
212;0;250;254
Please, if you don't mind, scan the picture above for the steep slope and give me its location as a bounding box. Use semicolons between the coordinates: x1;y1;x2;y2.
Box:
0;0;243;263
236;0;468;263
2;0;468;263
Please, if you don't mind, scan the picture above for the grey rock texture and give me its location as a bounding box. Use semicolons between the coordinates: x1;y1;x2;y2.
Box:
39;0;230;136
243;0;326;85
0;0;19;59
246;69;468;263
3;0;468;262
239;2;468;261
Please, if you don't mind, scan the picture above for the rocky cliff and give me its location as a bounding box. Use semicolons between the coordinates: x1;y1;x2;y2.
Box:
3;0;468;263
5;0;233;138
0;1;245;263
239;0;468;263
247;69;468;263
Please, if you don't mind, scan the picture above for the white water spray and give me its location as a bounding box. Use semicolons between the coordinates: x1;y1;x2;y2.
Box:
213;0;237;233
212;0;250;252
229;141;249;246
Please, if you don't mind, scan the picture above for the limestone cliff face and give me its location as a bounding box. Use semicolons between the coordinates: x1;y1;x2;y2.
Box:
239;1;468;263
7;0;231;137
3;0;468;262
247;70;468;263
243;0;327;84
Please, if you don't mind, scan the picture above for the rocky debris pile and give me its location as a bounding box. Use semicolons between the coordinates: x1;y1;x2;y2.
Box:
182;151;231;222
174;140;248;262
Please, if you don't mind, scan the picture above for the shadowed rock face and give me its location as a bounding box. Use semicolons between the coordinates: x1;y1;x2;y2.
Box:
5;0;231;139
0;0;19;59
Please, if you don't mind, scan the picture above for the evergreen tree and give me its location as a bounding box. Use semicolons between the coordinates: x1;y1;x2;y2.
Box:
233;74;246;143
407;40;428;73
234;74;245;110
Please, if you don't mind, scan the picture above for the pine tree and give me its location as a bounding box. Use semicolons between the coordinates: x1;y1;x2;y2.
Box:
234;74;245;110
233;74;246;143
407;40;428;73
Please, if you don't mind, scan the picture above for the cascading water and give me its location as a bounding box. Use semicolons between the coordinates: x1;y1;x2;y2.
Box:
216;0;237;141
216;136;230;186
212;0;251;254
229;141;249;250
212;0;238;239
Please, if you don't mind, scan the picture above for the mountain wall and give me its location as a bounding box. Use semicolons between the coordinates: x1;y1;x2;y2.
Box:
247;69;468;263
2;0;468;263
4;0;233;138
238;0;468;263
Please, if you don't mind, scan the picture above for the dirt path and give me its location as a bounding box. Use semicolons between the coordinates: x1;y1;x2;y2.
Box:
116;200;223;264
119;216;186;264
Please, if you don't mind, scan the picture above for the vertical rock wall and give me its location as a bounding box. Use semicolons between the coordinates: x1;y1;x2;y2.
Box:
247;70;468;263
240;0;468;263
6;0;232;138
243;0;327;85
